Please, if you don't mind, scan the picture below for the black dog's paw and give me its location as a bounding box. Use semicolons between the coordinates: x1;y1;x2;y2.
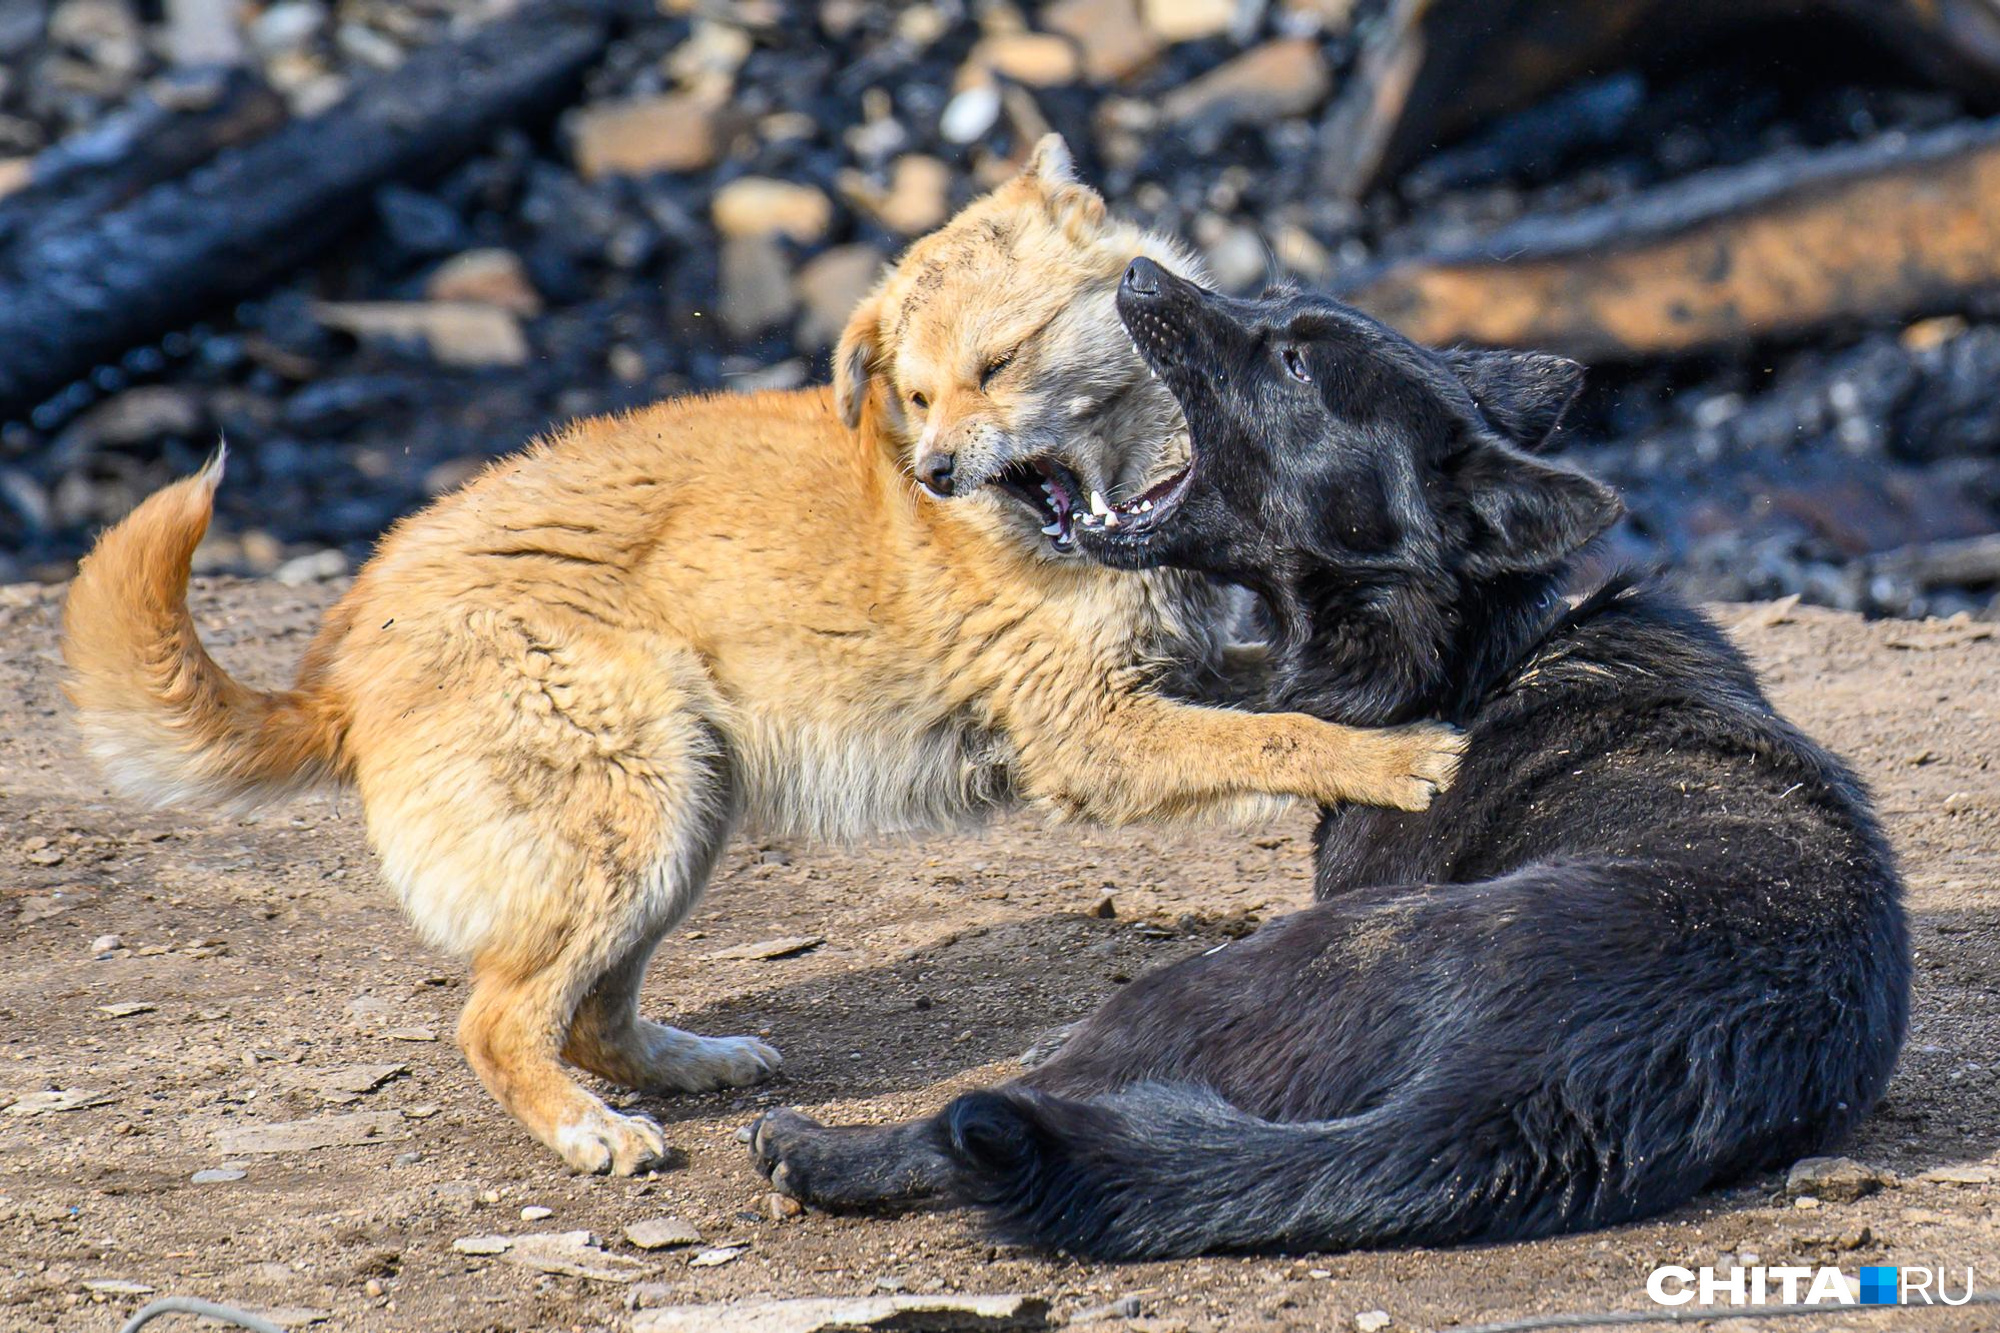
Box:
748;1107;825;1198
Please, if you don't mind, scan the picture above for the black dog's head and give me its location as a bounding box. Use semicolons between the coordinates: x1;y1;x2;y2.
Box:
1077;258;1620;606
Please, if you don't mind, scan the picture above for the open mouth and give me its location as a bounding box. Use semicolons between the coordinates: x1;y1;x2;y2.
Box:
1074;431;1194;542
991;456;1087;550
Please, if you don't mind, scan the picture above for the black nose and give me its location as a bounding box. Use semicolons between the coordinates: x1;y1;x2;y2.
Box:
1123;257;1162;297
921;453;956;497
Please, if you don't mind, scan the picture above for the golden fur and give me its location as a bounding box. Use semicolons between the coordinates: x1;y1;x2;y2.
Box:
62;139;1459;1176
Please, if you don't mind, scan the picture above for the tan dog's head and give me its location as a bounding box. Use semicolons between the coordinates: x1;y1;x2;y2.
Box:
835;135;1200;557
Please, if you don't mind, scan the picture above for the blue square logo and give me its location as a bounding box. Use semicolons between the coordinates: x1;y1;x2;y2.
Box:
1859;1267;1899;1306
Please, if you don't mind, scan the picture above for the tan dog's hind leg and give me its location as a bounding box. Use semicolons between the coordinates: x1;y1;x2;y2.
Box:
366;623;776;1174
1022;692;1464;824
560;765;780;1094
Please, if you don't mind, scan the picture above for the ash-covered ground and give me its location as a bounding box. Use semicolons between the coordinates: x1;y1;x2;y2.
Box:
3;0;2000;619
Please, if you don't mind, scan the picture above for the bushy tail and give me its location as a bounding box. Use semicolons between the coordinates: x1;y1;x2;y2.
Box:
61;450;349;810
943;1082;1543;1260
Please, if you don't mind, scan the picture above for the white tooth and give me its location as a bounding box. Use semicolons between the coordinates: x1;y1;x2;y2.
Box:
1089;490;1109;515
1041;481;1055;495
1140;500;1153;511
1040;521;1064;536
1104;511;1120;528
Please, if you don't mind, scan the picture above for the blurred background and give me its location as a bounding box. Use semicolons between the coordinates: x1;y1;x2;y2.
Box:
5;0;2000;617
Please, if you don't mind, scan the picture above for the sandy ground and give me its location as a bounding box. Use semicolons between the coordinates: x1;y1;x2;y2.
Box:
1;578;1996;1333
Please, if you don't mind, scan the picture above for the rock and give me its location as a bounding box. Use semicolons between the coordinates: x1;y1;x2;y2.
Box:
425;249;542;317
795;244;885;349
520;1205;554;1222
306;1063;409;1101
313;301;528;368
688;1245;746;1268
212;1110;408;1155
382;1026;438;1042
1786;1156;1894;1203
1162;38;1330;129
90;934;122;955
1044;0;1162;83
260;1311;332;1329
1140;0;1234;42
1196;216;1268;292
1916;1164;1996;1185
96;1001;154;1018
631;1294;1050;1333
720;235;798;339
335;20;402;70
625;1216;703;1251
1282;0;1357;31
191;1167;247;1183
939;84;1002;144
713;178;833;243
5;1088;115;1116
1356;1313;1392;1333
764;1192;803;1221
968;33;1081;87
1073;1296;1142;1322
49;0;145;83
83;1278;156;1296
875;155;952;236
572;95;720;179
1272;224;1331;282
273;550;349;586
1087;894;1117;919
470;1232;652;1282
55;386;203;452
667;20;752;100
251;1;325;59
706;935;823;961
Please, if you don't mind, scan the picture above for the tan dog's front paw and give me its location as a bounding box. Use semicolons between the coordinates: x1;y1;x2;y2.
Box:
1338;721;1465;811
554;1104;670;1176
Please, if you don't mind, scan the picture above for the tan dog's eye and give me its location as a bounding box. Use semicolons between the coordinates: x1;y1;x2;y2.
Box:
980;350;1017;391
910;391;929;410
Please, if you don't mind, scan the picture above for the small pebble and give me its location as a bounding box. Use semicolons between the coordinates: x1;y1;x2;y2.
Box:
520;1205;553;1222
91;934;123;955
192;1168;246;1184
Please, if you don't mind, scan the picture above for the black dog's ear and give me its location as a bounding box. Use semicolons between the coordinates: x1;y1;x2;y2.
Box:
1449;442;1623;575
1443;349;1584;450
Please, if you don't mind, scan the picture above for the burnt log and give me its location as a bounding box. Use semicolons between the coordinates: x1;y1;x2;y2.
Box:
1339;117;2000;362
1318;0;2000;201
0;4;610;423
0;71;284;254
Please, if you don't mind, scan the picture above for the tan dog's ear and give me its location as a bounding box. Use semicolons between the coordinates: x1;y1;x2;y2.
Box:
1019;133;1106;239
834;284;889;430
1024;133;1079;187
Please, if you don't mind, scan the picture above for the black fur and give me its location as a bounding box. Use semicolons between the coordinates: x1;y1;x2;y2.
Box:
748;263;1910;1259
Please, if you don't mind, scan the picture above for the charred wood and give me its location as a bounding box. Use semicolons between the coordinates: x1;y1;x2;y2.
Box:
1318;0;2000;201
1340;117;2000;362
0;5;610;422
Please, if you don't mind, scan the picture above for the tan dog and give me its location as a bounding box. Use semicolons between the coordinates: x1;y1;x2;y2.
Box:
61;137;1460;1176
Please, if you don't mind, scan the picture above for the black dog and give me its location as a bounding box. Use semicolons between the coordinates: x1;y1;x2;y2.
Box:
748;259;1911;1259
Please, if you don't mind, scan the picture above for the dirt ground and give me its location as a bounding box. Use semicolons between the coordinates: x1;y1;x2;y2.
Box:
1;577;1996;1333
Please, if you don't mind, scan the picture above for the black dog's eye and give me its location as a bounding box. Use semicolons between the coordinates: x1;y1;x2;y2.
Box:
910;391;929;410
1281;348;1312;384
